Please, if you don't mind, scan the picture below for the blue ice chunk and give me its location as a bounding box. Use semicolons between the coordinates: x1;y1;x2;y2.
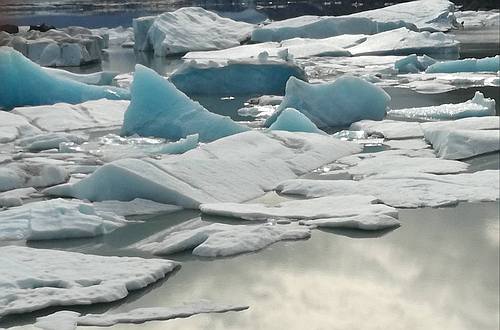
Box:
170;60;307;96
158;134;199;154
395;54;437;73
266;76;390;128
426;55;500;73
0;47;130;110
121;65;249;142
269;108;325;134
251;16;413;42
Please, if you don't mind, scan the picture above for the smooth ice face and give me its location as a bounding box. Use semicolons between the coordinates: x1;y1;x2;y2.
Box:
0;110;41;143
11;99;129;132
0;246;178;317
268;108;325;134
276;170;500;208
169;59;307;96
135;7;253;56
388;91;496;121
200;195;398;222
266;76;390;128
251;16;410;42
121;64;248;142
348;28;459;57
0;198;127;241
138;222;312;257
424;128;500;160
45;131;361;208
0;47;130;109
426;55;500;73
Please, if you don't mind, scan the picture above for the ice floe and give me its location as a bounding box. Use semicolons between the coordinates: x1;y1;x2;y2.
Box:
11;99;128;132
0;47;129;109
269;108;325;134
0;110;41;143
134;7;253;56
0;27;105;67
121;65;248;142
45;131;361;208
0;198;127;240
276;170;500;208
138;222;312;257
387;91;496;120
200;195;398;222
426;55;500;73
348;28;459;56
266;76;390;128
169;59;307;95
0;162;68;192
0;246;178;316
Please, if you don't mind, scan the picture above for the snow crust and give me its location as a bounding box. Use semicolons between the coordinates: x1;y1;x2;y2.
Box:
45;131;361;208
268;108;325;134
121;65;248;142
387;91;496;121
0;198;127;241
276;170;500;208
266;76;390;128
169;59;307;95
0;47;129;109
0;246;179;317
426;55;500;73
134;7;253;56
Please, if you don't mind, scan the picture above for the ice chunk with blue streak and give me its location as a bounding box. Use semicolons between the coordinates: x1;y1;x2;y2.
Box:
426;55;500;73
169;59;307;96
266;76;390;128
388;91;496;121
121;64;248;142
269;108;325;134
0;47;130;109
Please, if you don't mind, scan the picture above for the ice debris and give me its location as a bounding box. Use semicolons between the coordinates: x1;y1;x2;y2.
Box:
16;133;87;152
0;110;41;143
266;76;390;128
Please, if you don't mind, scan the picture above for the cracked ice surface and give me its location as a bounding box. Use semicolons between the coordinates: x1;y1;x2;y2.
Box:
0;246;179;317
0;198;127;241
276;170;500;208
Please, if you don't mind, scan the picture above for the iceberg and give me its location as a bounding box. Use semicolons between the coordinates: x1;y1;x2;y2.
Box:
121;65;248;141
138;222;312;257
266;76;390;128
169;59;307;96
268;108;325;134
276;170;500;208
423;128;500;160
200;195;398;222
0;110;40;143
426;55;500;73
0;27;105;67
0;246;178;317
0;198;127;241
45;131;361;208
134;7;253;56
387;91;496;120
348;28;459;57
12;99;129;132
0;47;129;109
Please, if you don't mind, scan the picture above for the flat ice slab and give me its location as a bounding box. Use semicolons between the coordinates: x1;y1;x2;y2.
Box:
0;246;178;317
0;198;127;241
200;195;398;222
387;91;496;121
277;170;500;208
0;47;129;109
45;131;361;208
134;7;253;56
266;76;390;128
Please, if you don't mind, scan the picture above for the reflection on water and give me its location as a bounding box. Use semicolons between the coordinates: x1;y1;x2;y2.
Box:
0;202;497;329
